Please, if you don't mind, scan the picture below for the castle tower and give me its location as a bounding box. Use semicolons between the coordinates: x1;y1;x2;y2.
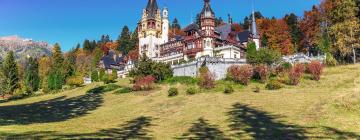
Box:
200;0;215;57
251;10;261;50
161;7;169;44
138;0;164;58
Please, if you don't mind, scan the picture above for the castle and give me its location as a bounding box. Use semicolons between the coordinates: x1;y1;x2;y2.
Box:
138;0;261;65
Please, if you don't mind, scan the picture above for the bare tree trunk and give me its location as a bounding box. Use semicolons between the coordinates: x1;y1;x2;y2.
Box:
353;46;356;64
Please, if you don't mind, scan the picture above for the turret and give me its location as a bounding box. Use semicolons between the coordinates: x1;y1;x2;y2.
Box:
200;0;215;36
251;10;260;50
162;7;169;43
138;0;163;58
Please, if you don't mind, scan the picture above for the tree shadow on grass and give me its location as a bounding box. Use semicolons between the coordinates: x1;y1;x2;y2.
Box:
0;116;154;139
320;126;360;139
227;103;309;140
0;85;118;126
178;117;228;140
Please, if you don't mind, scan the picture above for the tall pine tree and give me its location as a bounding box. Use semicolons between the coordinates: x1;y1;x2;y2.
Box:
48;43;65;90
24;57;40;94
284;13;303;51
0;51;20;95
117;26;132;55
171;18;181;29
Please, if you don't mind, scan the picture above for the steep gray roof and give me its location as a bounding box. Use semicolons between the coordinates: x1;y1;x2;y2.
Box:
201;0;214;17
183;23;200;32
237;31;250;43
215;24;232;40
101;50;124;70
146;0;159;19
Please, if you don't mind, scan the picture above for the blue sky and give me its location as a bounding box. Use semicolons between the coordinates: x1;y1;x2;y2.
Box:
0;0;320;51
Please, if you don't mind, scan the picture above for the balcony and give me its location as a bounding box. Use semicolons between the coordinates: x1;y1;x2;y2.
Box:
186;47;203;56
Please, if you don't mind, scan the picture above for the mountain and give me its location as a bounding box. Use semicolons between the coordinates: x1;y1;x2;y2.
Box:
0;35;52;61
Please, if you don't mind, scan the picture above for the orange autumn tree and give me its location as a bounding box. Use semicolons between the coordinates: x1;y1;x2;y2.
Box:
258;18;294;55
168;28;186;38
127;46;139;61
299;6;322;52
231;23;244;32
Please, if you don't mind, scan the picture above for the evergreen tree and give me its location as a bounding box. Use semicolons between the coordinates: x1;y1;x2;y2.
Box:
246;41;257;64
75;43;81;52
91;40;97;50
99;35;111;43
0;51;20;95
195;14;201;27
63;48;77;79
130;27;139;49
243;11;264;30
92;47;103;69
118;26;132;55
0;60;4;97
24;57;40;94
48;43;65;90
171;18;181;29
83;39;92;53
284;13;303;50
215;17;223;26
243;16;251;30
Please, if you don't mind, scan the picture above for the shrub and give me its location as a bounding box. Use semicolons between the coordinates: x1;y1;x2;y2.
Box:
104;84;121;91
91;70;99;82
198;67;216;89
282;62;293;71
111;69;118;80
224;85;234;94
168;87;179;97
247;47;282;65
114;87;132;94
66;76;84;87
129;55;173;82
266;80;283;90
288;63;305;86
254;64;269;83
164;76;198;85
132;75;156;91
102;74;111;84
325;53;337;66
308;61;324;81
227;65;253;85
186;87;197;95
87;84;121;94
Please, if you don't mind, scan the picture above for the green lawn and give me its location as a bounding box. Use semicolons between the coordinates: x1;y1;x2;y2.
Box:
0;64;360;139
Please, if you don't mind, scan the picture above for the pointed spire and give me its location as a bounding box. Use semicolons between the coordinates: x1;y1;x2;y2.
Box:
201;0;214;18
251;10;259;38
146;0;159;19
228;14;233;24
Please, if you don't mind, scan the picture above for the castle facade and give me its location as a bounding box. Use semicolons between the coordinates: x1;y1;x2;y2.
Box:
138;0;260;65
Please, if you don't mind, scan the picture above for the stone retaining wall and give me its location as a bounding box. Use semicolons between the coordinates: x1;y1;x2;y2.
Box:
172;57;246;80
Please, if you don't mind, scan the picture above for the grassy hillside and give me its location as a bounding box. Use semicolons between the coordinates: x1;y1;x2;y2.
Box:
0;64;360;139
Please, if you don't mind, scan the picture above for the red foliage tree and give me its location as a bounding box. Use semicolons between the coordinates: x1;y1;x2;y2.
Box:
255;64;269;83
288;63;305;85
299;6;321;52
132;75;156;91
308;61;324;81
227;65;254;85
